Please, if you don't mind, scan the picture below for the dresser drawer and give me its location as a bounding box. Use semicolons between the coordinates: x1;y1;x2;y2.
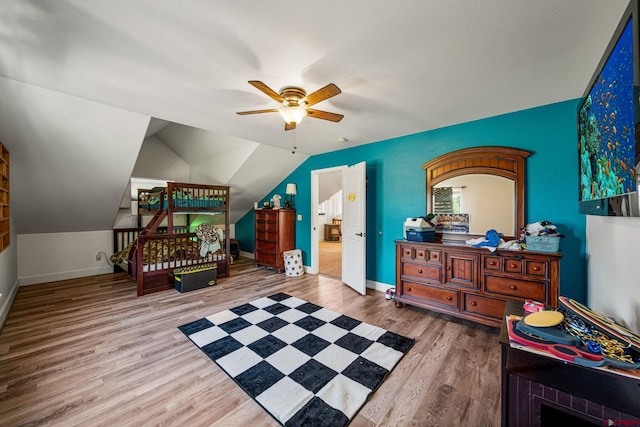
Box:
484;256;501;271
525;260;547;277
255;251;276;265
402;263;441;285
484;275;545;301
421;248;441;263
255;230;277;241
463;293;506;320
256;210;279;222
503;258;523;274
255;239;277;253
400;245;415;261
256;221;278;233
402;281;458;308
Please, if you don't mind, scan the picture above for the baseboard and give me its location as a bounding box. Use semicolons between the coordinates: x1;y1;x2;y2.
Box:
0;276;20;329
239;250;254;259
367;279;394;293
19;266;115;286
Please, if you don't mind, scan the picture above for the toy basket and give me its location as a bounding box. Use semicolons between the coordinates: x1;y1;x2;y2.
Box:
283;249;304;276
525;235;560;253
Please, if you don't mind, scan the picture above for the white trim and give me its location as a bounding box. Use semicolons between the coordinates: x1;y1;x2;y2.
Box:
0;276;20;327
19;267;115;286
366;279;394;293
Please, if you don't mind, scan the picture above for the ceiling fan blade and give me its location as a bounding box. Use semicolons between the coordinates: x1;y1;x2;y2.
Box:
285;122;297;131
248;81;284;103
306;108;344;122
304;83;341;107
236;109;279;115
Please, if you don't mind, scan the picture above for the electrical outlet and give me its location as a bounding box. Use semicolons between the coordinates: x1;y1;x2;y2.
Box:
96;252;102;261
297;214;302;221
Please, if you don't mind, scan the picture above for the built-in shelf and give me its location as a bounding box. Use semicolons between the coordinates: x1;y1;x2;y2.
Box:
0;142;9;253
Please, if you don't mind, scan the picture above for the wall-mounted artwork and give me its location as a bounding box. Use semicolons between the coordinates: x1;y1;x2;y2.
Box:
435;213;469;233
577;2;640;216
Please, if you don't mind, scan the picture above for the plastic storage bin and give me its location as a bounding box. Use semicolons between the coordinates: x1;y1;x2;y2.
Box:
283;249;304;276
406;230;435;242
173;263;217;292
525;235;560;253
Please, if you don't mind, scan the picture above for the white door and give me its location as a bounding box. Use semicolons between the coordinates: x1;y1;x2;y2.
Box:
341;161;366;295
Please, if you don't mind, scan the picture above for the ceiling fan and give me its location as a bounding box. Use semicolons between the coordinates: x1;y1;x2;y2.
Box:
237;81;344;130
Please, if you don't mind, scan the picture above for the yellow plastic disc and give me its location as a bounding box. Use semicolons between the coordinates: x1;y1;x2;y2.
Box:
523;310;564;327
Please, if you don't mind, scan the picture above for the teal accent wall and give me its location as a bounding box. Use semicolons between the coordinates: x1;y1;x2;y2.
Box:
236;99;587;302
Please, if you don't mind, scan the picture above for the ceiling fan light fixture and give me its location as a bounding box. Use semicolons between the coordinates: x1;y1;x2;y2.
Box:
279;106;306;125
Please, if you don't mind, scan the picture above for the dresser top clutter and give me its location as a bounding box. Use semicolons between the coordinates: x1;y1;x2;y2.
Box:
395;147;564;327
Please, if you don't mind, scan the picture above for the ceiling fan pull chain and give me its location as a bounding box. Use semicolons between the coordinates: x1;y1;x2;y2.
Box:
291;129;297;154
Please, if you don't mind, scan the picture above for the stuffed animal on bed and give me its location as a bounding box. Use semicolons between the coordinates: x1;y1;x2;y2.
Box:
194;223;224;257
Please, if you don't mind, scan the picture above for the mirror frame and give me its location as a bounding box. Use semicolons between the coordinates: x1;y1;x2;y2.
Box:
423;146;531;242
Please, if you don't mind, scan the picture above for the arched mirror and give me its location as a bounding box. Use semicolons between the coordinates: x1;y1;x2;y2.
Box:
423;147;531;242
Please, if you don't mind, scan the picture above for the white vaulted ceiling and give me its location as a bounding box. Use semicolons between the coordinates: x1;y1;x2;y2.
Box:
0;0;630;233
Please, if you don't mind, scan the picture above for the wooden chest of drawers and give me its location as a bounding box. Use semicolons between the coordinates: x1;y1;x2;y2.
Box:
254;209;296;273
394;240;563;327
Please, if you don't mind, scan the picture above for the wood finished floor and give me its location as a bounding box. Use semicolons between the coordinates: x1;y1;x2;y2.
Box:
0;258;502;426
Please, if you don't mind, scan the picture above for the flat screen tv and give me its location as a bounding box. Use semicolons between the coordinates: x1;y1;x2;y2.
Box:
578;0;640;216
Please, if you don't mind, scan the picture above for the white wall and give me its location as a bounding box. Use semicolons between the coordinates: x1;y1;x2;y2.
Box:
18;231;114;286
587;216;640;333
133;136;189;182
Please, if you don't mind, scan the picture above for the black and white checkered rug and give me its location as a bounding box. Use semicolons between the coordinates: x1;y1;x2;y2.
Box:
178;292;414;426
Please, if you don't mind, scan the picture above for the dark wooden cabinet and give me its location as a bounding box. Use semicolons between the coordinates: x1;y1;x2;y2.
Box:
394;240;563;327
499;300;639;426
254;209;296;273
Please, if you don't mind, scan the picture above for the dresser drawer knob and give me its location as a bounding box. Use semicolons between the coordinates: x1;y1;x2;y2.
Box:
432;254;437;258
407;287;412;292
510;285;517;290
418;269;423;274
533;266;541;271
447;296;453;301
470;301;477;306
489;261;496;266
509;263;517;268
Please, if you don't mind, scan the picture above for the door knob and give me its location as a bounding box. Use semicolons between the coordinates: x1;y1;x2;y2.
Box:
355;232;365;237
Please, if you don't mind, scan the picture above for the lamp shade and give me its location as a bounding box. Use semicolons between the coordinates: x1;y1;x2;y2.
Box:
279;106;306;124
286;183;297;195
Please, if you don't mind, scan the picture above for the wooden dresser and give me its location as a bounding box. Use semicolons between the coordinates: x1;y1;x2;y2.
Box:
394;240;563;327
254;208;296;273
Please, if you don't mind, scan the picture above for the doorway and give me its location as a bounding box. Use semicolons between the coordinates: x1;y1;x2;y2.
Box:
311;166;345;278
311;162;367;294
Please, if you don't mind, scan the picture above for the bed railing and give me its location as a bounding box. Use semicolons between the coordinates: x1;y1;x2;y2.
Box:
129;231;228;296
112;226;189;273
137;182;229;217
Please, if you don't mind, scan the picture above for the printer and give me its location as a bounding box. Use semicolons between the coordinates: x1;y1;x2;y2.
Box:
404;216;437;242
